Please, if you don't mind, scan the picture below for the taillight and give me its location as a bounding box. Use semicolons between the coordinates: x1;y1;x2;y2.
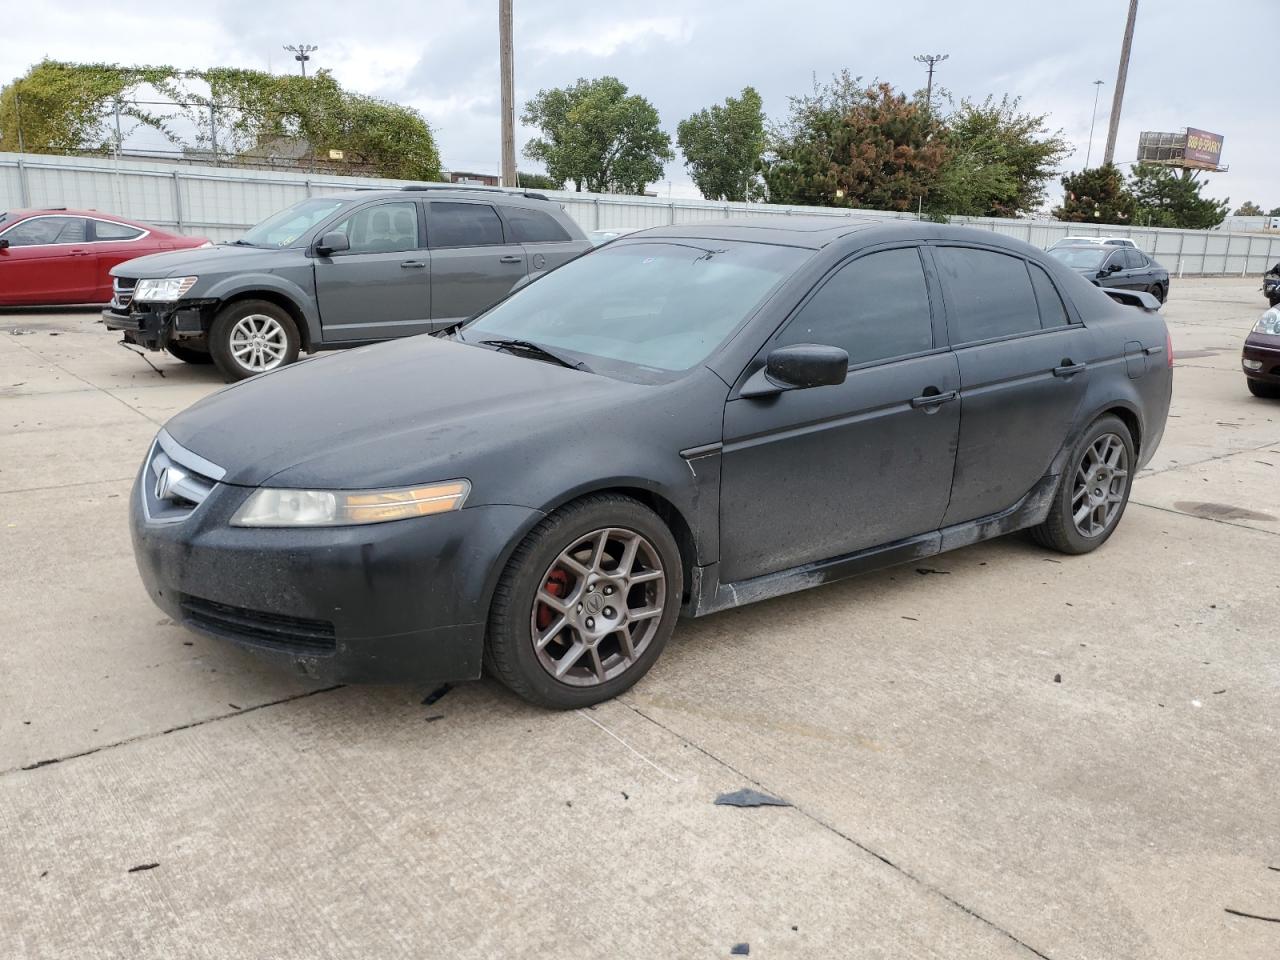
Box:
1166;327;1174;368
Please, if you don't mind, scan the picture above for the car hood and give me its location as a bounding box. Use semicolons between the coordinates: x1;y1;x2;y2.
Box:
164;335;642;490
110;243;288;279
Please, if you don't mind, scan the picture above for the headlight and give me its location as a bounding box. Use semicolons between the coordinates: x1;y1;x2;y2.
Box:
1254;309;1280;335
230;480;470;527
134;276;198;302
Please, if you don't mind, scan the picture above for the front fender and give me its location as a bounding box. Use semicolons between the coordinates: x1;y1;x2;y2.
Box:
203;273;320;347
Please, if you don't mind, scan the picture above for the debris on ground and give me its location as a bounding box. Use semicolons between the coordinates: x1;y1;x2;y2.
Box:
1224;907;1280;924
424;714;445;723
127;863;160;874
730;944;750;956
8;329;37;336
715;788;790;808
118;340;166;377
422;683;452;706
914;567;951;576
1053;674;1062;684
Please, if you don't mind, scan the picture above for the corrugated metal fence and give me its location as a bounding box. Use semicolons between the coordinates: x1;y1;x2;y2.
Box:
4;151;1277;277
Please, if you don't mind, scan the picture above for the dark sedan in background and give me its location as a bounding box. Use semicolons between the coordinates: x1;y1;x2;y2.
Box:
0;208;208;306
1243;307;1280;398
130;219;1172;709
1048;242;1170;304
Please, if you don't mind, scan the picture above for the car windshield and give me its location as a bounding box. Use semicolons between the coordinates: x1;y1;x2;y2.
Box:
239;198;349;248
1049;246;1107;269
463;239;808;378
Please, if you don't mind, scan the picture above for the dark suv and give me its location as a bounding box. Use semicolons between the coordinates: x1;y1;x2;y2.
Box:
103;187;591;381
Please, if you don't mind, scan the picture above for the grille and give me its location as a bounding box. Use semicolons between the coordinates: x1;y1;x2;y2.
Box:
141;431;223;523
181;596;337;654
111;276;137;311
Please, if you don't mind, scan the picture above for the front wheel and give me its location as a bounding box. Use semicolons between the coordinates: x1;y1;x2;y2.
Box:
1247;379;1280;399
486;495;682;709
208;300;300;382
1031;415;1135;555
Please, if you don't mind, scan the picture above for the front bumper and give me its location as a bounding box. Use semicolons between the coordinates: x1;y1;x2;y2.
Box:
1243;333;1280;384
103;299;213;350
130;465;541;683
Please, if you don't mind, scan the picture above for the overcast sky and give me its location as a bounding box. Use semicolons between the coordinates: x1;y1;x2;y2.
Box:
8;0;1271;209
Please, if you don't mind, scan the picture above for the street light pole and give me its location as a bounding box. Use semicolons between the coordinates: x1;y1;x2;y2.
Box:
1085;79;1104;168
913;53;949;121
283;44;318;79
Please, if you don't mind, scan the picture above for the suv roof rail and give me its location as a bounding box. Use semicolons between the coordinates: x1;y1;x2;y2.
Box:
398;185;549;201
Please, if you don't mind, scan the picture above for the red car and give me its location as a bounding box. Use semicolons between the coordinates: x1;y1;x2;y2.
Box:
0;208;209;306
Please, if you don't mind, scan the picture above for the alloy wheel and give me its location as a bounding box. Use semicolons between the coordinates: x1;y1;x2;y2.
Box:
1071;432;1129;538
229;314;288;373
530;527;667;687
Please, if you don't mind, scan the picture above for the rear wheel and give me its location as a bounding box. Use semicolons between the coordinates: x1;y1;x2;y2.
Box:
1031;415;1135;555
165;342;213;364
209;300;299;382
1247;379;1280;399
486;494;682;709
1150;283;1166;303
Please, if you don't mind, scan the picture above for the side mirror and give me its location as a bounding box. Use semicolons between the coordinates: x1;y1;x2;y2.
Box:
315;232;350;257
740;343;849;398
1107;262;1123;273
0;238;9;250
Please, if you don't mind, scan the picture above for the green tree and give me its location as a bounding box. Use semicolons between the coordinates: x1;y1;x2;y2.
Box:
927;95;1070;218
763;73;947;210
517;170;563;190
1270;206;1280;218
1234;200;1263;216
1128;163;1229;229
676;86;766;201
1053;164;1135;223
522;77;673;194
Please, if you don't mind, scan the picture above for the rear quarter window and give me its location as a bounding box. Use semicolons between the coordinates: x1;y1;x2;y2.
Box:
503;206;572;243
934;246;1041;343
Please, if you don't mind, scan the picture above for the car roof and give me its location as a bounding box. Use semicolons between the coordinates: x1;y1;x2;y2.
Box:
6;207;149;225
319;187;558;210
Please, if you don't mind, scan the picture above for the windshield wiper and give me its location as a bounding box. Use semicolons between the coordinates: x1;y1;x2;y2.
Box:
478;338;591;373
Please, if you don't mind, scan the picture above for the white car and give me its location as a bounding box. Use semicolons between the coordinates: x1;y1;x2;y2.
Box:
1050;236;1137;250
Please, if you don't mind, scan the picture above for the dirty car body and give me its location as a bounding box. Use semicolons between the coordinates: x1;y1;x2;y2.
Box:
131;219;1173;703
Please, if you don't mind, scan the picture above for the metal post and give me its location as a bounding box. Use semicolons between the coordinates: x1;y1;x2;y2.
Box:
668;202;676;225
1103;0;1139;166
112;98;124;210
1176;230;1185;278
209;104;218;163
171;171;185;232
13;88;30;205
592;197;600;230
498;0;517;188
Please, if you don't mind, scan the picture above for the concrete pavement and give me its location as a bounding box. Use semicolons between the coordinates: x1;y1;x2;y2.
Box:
1;283;1277;959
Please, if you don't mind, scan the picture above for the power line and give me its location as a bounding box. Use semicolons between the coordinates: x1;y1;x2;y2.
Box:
1085;79;1105;168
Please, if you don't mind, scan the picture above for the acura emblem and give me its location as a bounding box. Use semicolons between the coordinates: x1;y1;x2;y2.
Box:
154;465;187;502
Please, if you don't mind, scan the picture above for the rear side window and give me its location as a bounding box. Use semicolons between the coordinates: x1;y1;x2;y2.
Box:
429;202;505;248
934;246;1040;343
3;216;87;246
1123;248;1145;269
778;247;934;364
503;206;571;243
93;220;144;241
1028;263;1070;327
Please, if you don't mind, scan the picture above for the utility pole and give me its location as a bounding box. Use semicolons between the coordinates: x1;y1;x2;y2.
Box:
1102;0;1138;166
284;44;318;79
1085;80;1104;168
209;103;219;163
913;53;949;120
499;0;517;187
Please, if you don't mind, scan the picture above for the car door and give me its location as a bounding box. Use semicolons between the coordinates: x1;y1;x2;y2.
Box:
499;203;585;278
718;245;961;584
1096;248;1128;289
87;218;150;302
427;200;528;327
1122;247;1154;290
313;199;432;342
0;215;95;304
932;245;1092;526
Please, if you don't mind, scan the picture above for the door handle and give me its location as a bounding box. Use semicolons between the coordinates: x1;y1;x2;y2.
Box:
400;260;426;269
1053;361;1087;378
499;255;522;264
910;388;957;409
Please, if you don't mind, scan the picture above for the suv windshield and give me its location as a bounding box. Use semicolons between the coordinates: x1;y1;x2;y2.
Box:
240;198;349;248
463;240;808;377
1049;246;1107;270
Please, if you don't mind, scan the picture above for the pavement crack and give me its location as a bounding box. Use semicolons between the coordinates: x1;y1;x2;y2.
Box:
4;685;343;779
1130;500;1280;537
9;338;165;426
1139;437;1280;480
621;699;1054;960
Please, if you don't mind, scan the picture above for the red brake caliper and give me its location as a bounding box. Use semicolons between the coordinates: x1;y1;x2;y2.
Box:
537;568;571;629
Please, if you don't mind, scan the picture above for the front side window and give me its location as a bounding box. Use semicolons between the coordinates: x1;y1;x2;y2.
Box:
935;246;1041;343
429;202;505;248
778;248;934;364
464;240;809;378
504;206;572;243
329;202;420;254
3;216;87;246
93;220;144;241
240;198;349;248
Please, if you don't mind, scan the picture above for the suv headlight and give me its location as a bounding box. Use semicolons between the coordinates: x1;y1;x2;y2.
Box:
1253;308;1280;336
231;481;470;527
134;276;198;302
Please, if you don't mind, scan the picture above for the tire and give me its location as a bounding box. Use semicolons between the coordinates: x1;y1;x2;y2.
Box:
1247;379;1280;399
165;342;213;364
1268;294;1280;308
486;494;683;709
1031;415;1135;555
208;300;300;382
1150;283;1166;304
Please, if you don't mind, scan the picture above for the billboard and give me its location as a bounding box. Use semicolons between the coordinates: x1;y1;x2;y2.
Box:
1183;128;1224;170
1137;129;1224;170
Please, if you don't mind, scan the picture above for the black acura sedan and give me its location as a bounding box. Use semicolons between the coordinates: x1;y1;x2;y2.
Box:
1047;242;1170;303
132;219;1172;708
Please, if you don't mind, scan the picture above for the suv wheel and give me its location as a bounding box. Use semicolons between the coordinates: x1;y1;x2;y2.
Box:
1032;415;1135;555
486;494;682;709
165;343;213;365
209;300;300;382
